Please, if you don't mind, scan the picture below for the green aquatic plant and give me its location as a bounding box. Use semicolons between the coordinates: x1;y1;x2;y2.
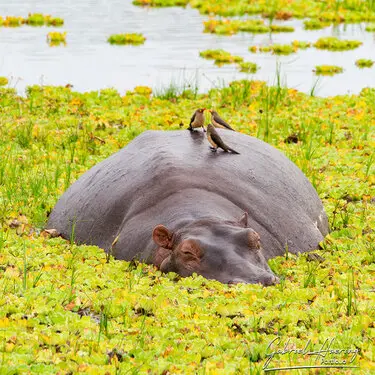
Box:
269;24;294;32
204;18;268;34
238;61;259;73
47;31;67;46
314;36;362;51
303;19;330;30
259;45;272;52
4;13;65;27
250;44;296;55
314;65;343;75
0;77;8;86
238;19;270;33
135;0;375;22
0;80;375;373
199;49;243;64
291;40;311;49
133;0;189;6
107;33;146;45
0;16;24;27
250;40;312;54
45;16;64;26
365;23;375;31
203;18;294;35
270;44;296;55
355;59;374;68
25;13;45;26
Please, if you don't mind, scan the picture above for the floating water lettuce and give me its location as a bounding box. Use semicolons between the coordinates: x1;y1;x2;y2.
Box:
47;31;67;46
314;37;362;51
0;80;374;374
303;19;330;30
45;16;64;26
107;33;146;45
250;40;311;54
25;13;45;26
199;49;243;64
0;16;24;27
133;0;189;6
269;24;294;32
203;19;268;35
0;77;8;86
134;0;375;23
203;18;294;35
0;14;64;27
314;65;343;75
249;44;296;55
238;61;259;73
291;40;311;49
355;59;374;68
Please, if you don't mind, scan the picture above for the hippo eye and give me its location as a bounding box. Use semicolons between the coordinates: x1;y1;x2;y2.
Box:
248;231;261;250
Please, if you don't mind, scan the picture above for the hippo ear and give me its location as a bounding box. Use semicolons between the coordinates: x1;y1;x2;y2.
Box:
152;225;174;249
239;212;248;227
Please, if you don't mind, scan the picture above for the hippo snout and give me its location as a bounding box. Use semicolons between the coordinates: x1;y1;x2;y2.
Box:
265;275;280;286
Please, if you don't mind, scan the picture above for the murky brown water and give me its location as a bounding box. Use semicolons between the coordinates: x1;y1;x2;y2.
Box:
1;0;375;96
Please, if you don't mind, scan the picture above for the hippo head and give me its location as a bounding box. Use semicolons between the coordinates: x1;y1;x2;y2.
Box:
152;213;279;286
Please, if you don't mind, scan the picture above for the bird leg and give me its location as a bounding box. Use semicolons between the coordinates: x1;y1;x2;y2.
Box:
209;147;218;152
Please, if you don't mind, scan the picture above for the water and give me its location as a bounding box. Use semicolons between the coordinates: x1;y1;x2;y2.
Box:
1;0;375;96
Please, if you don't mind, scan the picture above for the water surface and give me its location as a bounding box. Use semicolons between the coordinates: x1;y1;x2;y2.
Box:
1;0;375;96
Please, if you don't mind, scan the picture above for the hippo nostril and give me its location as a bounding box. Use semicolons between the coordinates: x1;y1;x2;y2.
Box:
270;276;280;285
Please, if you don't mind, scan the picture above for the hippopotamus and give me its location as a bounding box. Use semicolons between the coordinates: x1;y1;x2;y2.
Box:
47;130;329;286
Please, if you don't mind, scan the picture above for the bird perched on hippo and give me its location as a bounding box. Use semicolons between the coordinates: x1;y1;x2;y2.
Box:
209;109;235;131
47;130;329;286
207;124;239;154
188;109;234;133
188;108;206;132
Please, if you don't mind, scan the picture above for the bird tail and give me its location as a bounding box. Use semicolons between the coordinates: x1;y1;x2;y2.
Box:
228;147;240;154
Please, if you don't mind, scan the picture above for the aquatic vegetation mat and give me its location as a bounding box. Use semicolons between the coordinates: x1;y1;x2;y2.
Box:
26;13;64;26
0;80;374;374
0;14;64;27
203;18;293;35
133;0;189;6
0;16;24;27
303;19;330;30
314;65;343;75
313;37;363;51
47;32;67;46
133;0;375;21
107;33;146;45
237;61;259;73
355;59;374;68
291;40;311;49
249;44;297;55
0;77;8;86
199;49;243;65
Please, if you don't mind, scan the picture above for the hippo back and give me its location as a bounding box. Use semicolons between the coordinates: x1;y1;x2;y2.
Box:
47;130;329;259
